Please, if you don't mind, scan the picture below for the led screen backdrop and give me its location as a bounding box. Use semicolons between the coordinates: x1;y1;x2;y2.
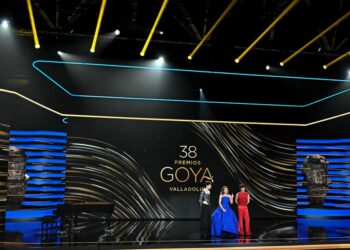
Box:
296;138;350;240
297;139;350;218
0;123;10;220
67;118;296;219
6;130;67;221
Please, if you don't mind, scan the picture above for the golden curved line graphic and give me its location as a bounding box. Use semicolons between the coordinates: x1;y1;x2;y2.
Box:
1;88;349;127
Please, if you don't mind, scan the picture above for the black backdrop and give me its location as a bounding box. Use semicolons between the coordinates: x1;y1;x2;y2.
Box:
1;35;350;221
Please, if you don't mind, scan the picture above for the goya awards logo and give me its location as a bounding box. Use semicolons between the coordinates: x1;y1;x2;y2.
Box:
160;145;213;192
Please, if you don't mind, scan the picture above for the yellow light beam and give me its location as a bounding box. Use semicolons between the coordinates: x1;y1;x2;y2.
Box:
90;0;107;53
140;0;169;57
187;0;239;60
280;10;350;66
26;0;40;49
323;50;350;69
234;0;300;63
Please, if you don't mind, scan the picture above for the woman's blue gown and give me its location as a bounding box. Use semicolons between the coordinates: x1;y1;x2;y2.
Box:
211;196;238;236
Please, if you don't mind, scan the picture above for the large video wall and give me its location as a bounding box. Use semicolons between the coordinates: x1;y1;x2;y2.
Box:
2;95;349;221
0;39;349;221
66;118;296;219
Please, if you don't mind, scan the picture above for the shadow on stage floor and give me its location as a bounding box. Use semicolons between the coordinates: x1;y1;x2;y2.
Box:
1;219;350;249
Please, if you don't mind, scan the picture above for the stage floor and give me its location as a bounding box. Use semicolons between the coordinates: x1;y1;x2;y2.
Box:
2;219;350;249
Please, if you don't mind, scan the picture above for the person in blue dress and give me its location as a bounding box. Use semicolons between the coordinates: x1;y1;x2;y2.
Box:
211;186;238;237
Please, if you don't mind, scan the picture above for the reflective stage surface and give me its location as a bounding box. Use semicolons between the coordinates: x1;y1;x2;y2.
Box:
2;219;350;249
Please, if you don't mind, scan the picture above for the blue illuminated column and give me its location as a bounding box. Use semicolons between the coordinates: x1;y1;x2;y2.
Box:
6;130;67;220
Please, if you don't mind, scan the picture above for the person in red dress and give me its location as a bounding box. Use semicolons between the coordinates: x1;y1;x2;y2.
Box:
235;183;251;236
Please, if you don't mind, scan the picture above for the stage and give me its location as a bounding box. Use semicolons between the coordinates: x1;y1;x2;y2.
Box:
2;219;350;249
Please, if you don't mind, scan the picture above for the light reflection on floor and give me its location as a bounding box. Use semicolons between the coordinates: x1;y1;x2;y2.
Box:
3;219;350;248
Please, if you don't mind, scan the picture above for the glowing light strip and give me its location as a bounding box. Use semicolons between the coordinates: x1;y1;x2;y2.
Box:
297;157;350;163
28;180;63;185
188;0;238;60
6;209;54;219
10;137;67;143
235;0;300;63
297;138;350;143
297;218;350;228
306;110;350;126
0;88;300;126
25;152;66;157
140;0;168;56
323;50;350;69
10;130;67;137
26;166;66;171
297;146;350;150
2;88;350;127
298;164;350;169
25;194;65;199
328;171;350;175
26;165;66;169
299;202;350;208
26;0;40;49
10;144;65;150
298;176;350;182
26;178;65;183
297;151;350;155
66;113;305;126
33;60;350;83
330;183;350;188
10;130;67;136
22;201;64;206
0;89;61;115
298;208;350;216
299;170;350;176
90;0;107;53
280;10;350;66
298;195;350;201
27;158;66;163
32;60;350;108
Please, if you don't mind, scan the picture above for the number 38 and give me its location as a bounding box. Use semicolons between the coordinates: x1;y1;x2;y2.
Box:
179;145;197;159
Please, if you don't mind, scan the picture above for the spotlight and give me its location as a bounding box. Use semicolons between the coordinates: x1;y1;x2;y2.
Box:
187;55;192;60
323;65;327;70
234;58;240;63
199;88;203;92
140;52;145;57
90;48;95;53
114;29;120;36
35;44;40;49
1;19;9;28
156;56;164;63
266;65;270;70
153;56;165;66
57;51;62;55
279;62;284;67
159;31;164;35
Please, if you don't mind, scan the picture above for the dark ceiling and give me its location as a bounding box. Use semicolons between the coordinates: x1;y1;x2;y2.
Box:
3;0;350;60
1;0;350;126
